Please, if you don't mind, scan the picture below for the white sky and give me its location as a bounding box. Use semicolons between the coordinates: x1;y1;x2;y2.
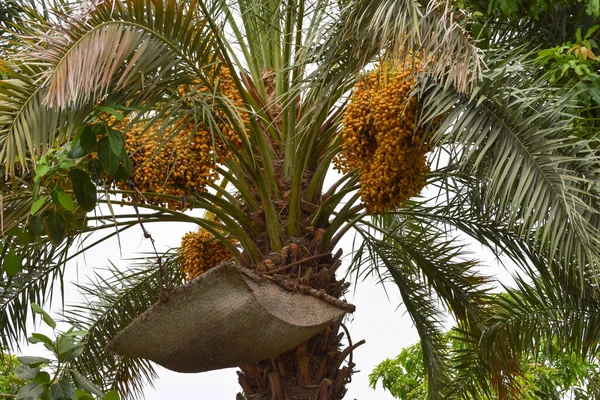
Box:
18;172;517;399
5;3;521;396
63;209;421;400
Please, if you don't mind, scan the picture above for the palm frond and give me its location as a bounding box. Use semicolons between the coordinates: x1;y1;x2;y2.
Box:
487;272;600;363
420;47;600;286
0;236;74;348
447;269;600;399
374;214;492;329
64;256;184;398
0;198;202;348
445;328;504;399
349;207;539;399
23;0;216;109
0;62;68;173
0;0;229;172
311;0;482;95
351;221;489;399
480;1;598;49
359;0;482;92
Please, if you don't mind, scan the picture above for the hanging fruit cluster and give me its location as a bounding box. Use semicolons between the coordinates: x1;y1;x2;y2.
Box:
334;62;431;213
179;229;234;280
116;120;220;209
176;66;247;160
113;65;248;209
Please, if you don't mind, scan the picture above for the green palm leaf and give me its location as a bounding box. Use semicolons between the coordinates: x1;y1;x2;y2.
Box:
0;236;74;348
65;257;183;397
0;63;67;173
421;48;600;286
350;216;494;399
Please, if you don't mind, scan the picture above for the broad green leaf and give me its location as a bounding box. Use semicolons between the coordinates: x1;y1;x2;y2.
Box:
11;378;26;386
50;380;76;400
112;165;132;181
28;333;54;349
31;196;48;215
16;382;46;400
55;191;75;212
44;209;68;247
56;336;83;360
61;346;84;363
71;371;103;397
107;129;124;158
34;181;41;200
97;136;120;176
16;230;32;246
31;303;57;329
6;227;30;246
102;390;120;400
79;126;99;154
14;364;40;380
61;330;89;338
585;25;600;40
122;152;133;176
35;165;51;180
68;170;97;212
33;372;51;384
4;251;22;276
75;390;94;400
27;215;45;236
112;148;134;181
96;106;124;121
86;159;104;181
58;158;76;170
69;137;86;159
17;356;51;368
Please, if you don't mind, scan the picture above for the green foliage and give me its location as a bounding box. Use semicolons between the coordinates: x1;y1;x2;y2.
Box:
2;0;600;398
534;25;600;130
537;26;600;81
4;304;121;400
456;0;599;18
0;350;19;395
454;0;600;52
536;26;600;95
369;346;427;400
370;332;600;399
22;106;137;247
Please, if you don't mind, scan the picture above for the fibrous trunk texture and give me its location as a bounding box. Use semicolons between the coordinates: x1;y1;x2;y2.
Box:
237;321;359;400
235;237;360;400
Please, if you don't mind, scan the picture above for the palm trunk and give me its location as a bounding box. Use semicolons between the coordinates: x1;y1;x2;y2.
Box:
234;236;362;400
237;321;360;400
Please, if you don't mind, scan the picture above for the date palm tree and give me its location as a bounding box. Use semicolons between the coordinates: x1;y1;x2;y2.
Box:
1;0;600;399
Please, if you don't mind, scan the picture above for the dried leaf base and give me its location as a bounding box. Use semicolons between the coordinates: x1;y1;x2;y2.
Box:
237;321;363;400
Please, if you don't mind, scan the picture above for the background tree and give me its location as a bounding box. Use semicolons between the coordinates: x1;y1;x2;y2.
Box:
0;305;121;400
370;328;600;400
0;0;600;399
1;350;19;397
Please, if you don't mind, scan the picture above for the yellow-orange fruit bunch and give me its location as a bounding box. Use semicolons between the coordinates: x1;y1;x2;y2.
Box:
118;121;219;209
335;62;431;213
179;229;234;280
114;65;248;209
176;66;248;160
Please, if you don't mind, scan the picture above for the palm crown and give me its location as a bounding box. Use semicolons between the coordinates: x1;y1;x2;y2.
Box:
1;0;600;399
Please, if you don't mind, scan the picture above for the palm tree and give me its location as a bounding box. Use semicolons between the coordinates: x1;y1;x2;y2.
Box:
1;0;600;399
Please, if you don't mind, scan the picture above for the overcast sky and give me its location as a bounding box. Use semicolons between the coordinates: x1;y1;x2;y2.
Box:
17;206;418;399
72;212;420;399
18;172;516;399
